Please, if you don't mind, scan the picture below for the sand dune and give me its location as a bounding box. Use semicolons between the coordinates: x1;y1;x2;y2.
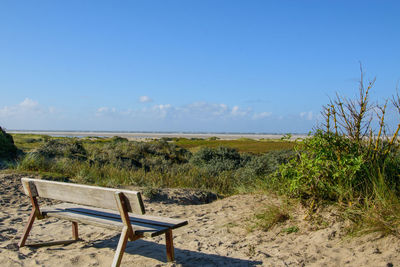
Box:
1;172;399;266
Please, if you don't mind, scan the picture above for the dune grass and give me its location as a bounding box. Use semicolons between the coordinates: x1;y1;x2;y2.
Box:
12;134;59;152
13;136;294;195
249;203;290;232
172;138;295;154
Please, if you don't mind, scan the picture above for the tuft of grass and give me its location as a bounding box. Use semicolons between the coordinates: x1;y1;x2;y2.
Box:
281;225;299;234
250;204;290;231
344;175;400;237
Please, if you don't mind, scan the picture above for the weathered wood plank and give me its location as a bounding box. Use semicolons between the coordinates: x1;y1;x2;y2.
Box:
165;229;175;262
21;178;145;214
18;208;36;247
114;192;134;241
42;207;123;230
53;203;188;229
72;222;79;240
111;226;129;267
41;207;169;237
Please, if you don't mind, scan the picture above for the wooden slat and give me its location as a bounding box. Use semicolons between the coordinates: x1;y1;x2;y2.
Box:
41;207;168;237
18;208;37;247
21;178;145;214
52;203;188;229
72;222;79;240
114;192;134;241
112;226;129;267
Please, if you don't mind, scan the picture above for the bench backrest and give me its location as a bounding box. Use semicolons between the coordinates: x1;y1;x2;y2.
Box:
21;178;145;214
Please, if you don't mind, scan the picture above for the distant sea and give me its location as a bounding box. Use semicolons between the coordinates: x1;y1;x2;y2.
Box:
8;130;307;140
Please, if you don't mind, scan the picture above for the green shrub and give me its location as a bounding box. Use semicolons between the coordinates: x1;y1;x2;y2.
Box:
190;146;242;175
244;153;279;176
110;136;129;143
278;131;365;202
0;127;17;160
86;139;191;171
34;139;87;160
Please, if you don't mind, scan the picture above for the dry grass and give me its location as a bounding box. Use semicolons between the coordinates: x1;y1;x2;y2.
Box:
173;138;295;154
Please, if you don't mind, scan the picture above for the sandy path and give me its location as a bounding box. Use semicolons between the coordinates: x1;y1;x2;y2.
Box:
0;173;399;266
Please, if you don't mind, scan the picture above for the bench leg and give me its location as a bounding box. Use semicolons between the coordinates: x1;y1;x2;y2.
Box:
165;229;175;262
18;208;37;247
112;226;130;267
72;222;79;240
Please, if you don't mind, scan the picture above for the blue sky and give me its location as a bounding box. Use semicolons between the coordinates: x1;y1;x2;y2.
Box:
1;1;399;133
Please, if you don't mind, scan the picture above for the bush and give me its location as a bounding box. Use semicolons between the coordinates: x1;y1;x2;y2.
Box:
278;131;365;201
190;147;242;175
0;127;17;160
87;139;191;171
34;139;87;161
244;153;279;176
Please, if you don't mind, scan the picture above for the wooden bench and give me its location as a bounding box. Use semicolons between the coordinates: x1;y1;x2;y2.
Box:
18;177;188;267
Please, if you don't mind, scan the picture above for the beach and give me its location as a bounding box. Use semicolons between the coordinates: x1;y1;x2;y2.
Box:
1;172;399;266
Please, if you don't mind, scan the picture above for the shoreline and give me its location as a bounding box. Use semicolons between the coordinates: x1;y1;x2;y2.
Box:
8;130;307;140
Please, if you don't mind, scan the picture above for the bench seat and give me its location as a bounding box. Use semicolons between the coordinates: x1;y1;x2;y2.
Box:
41;203;188;237
18;177;188;266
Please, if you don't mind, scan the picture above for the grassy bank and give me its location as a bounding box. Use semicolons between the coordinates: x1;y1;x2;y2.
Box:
12;135;295;195
173;137;295;153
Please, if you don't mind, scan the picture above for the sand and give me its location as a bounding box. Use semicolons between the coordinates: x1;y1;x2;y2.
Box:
1;172;399;267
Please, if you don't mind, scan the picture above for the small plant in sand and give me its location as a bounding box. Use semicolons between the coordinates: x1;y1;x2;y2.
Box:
250;203;290;232
281;225;299;234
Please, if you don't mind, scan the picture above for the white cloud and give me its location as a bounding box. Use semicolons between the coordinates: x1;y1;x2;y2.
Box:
177;102;251;118
19;98;39;108
96;107;117;116
151;104;172;118
96;102;267;122
48;107;56;114
0;98;317;133
231;105;250;117
97;107;109;113
0;98;43;117
139;96;153;103
253;111;272;119
153;104;171;110
0;98;65;130
181;102;231;117
300;111;313;120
